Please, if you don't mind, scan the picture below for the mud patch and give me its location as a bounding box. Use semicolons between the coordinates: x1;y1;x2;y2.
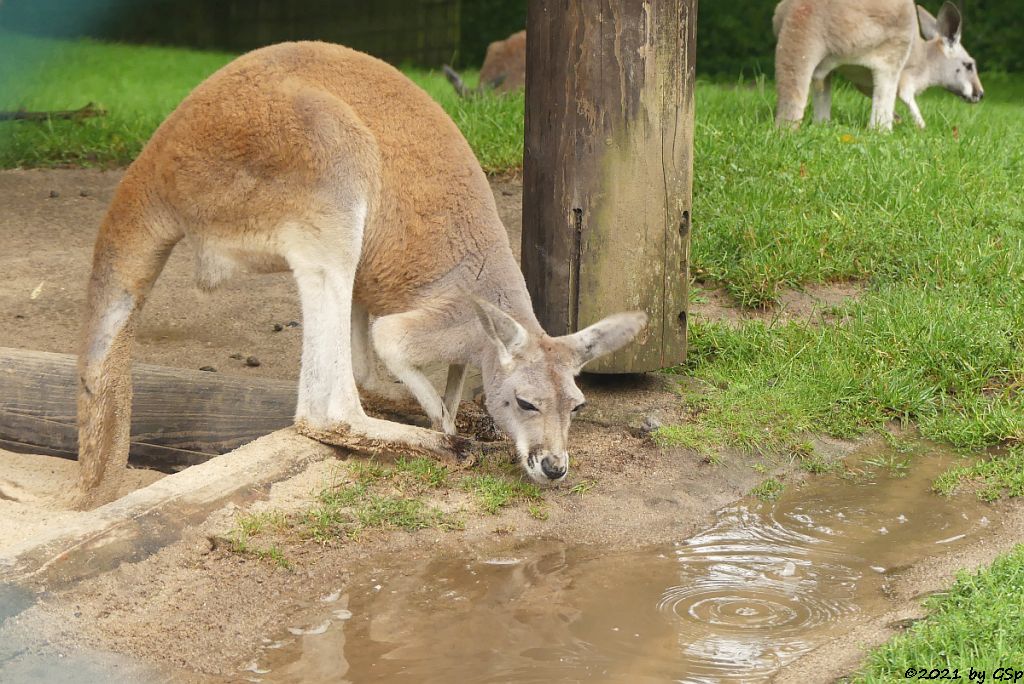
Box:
3;408;762;678
691;282;864;327
244;444;995;683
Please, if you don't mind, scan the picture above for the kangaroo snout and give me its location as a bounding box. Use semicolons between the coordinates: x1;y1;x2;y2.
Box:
540;455;568;481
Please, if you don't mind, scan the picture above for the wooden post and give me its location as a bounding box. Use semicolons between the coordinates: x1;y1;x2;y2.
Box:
522;0;696;373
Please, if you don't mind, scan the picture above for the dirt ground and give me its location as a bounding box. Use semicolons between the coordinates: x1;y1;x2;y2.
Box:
1;169;1022;681
689;282;864;327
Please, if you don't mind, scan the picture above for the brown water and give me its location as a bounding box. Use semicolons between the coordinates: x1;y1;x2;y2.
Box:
251;446;990;683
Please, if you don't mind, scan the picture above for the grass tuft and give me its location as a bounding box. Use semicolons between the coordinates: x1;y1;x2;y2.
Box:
751;478;784;501
461;474;542;514
933;446;1024;501
229;512;293;570
301;477;462;543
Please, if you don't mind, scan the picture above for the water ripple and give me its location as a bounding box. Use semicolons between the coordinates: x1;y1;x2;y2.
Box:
658;504;862;679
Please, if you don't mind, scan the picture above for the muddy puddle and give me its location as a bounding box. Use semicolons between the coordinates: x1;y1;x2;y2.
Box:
247;444;989;683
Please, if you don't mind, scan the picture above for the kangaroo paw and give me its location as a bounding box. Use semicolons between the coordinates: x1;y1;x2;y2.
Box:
295;419;479;467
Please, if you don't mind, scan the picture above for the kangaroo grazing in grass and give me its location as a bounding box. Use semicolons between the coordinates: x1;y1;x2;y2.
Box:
75;41;646;509
774;0;984;129
444;30;526;97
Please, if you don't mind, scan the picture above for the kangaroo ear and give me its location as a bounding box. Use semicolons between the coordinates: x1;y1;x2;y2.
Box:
562;311;648;370
936;1;962;45
470;297;528;364
917;5;940;40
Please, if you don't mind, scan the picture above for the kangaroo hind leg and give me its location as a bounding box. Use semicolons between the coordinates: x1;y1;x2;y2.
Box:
288;210;471;463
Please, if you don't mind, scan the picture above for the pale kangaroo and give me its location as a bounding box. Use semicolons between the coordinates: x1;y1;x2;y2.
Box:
76;42;646;509
774;0;984;129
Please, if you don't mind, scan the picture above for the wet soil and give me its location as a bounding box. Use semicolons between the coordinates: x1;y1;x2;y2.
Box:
242;443;1002;683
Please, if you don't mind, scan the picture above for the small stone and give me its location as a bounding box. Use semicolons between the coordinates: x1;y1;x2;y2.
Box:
229;353;243;360
272;323;284;332
245;356;261;367
48;190;60;198
199;366;217;372
14;314;25;319
79;190;90;197
640;415;662;433
286;320;301;328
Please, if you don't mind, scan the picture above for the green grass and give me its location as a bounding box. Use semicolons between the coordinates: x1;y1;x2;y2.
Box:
227;458;543;548
656;75;1024;463
461;473;542;514
301;470;462;543
227;460;462;549
0;30;234;166
933;445;1024;501
300;482;461;543
750;477;784;501
229;511;293;569
0;30;523;171
855;544;1024;681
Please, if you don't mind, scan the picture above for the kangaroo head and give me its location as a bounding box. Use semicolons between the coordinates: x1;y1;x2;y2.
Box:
917;2;984;103
471;299;647;484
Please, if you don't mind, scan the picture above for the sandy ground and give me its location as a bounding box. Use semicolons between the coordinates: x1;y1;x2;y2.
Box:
1;168;1021;681
0;448;163;554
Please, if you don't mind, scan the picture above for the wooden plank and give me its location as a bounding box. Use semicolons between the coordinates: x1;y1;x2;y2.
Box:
522;0;696;372
0;347;296;469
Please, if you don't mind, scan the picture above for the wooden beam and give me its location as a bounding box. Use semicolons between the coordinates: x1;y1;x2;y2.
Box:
0;348;296;472
522;0;696;372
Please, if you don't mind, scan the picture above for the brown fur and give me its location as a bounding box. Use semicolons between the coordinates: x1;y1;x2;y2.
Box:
445;30;526;98
479;30;526;92
74;43;525;508
74;41;644;508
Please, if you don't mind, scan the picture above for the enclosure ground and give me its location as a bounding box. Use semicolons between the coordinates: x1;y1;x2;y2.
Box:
2;168;1023;680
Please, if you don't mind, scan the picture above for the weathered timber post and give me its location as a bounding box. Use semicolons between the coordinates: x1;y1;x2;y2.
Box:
522;0;696;372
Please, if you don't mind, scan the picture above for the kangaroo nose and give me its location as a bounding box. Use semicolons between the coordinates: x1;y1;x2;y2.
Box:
540;456;567;480
978;89;984;101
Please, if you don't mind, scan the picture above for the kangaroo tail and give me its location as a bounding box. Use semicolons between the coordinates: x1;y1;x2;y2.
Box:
74;200;179;509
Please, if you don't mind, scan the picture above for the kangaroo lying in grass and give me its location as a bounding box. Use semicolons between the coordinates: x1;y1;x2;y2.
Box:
774;0;984;129
76;41;646;509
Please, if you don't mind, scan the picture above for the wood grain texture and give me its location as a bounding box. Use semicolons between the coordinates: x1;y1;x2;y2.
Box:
522;0;696;372
0;347;296;471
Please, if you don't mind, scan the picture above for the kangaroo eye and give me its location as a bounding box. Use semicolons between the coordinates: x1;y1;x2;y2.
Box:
965;62;974;72
572;402;587;413
516;397;539;412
